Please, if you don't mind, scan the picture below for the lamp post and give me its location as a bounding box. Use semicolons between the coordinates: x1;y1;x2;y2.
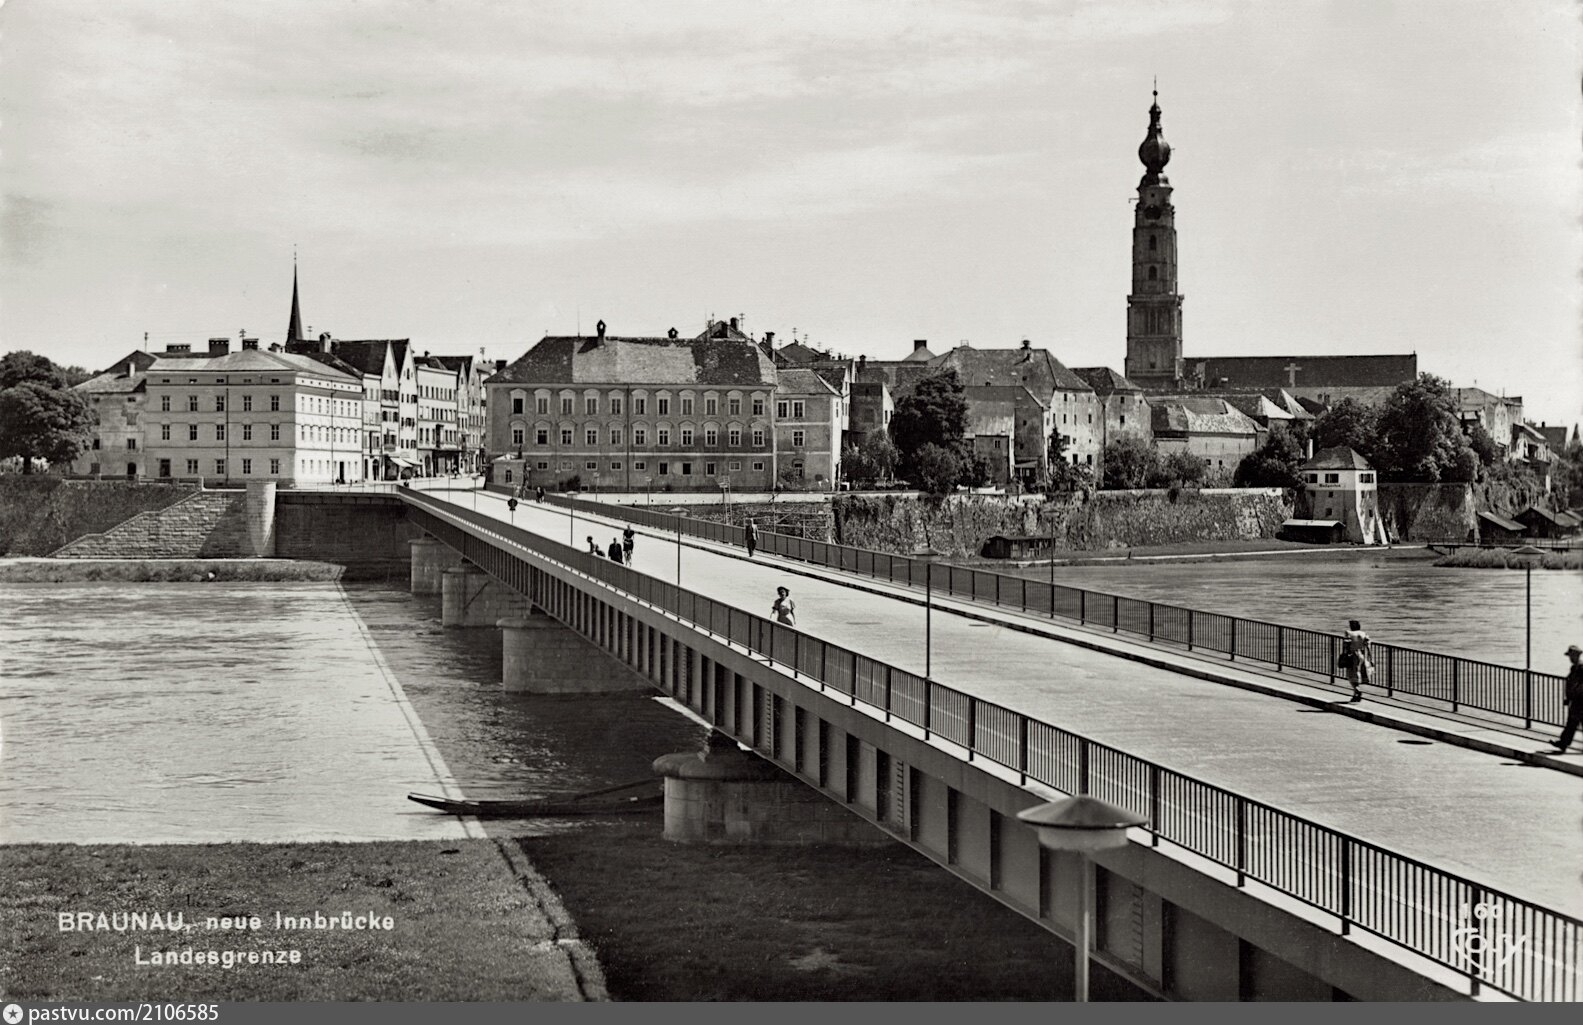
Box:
1017;796;1148;1002
914;547;942;678
1514;544;1544;728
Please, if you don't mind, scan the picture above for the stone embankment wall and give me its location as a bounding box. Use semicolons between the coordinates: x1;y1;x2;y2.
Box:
274;493;423;580
832;489;1291;558
51;490;253;559
0;478;197;556
1376;484;1476;542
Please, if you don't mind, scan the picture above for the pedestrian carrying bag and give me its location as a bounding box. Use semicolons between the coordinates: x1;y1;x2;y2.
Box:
1337;642;1354;669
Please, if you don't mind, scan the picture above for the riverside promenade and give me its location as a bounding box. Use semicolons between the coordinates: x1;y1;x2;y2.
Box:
442;489;1583;920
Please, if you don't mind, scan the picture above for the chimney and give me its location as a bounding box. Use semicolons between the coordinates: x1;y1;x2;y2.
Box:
168;343;191;353
764;330;775;346
268;343;283;353
596;319;606;341
913;339;928;352
729;317;738;332
208;338;230;354
125;360;136;378
667;327;678;339
241;338;260;351
1021;338;1031;350
857;354;867;371
494;359;507;371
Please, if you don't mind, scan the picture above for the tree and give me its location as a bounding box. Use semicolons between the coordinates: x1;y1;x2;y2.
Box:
1150;450;1207;488
0;350;67;391
0;381;95;473
910;443;962;496
842;431;898;484
1465;422;1501;467
1312;398;1378;461
1233;428;1305;488
891;369;969;480
1100;436;1159;489
1372;374;1477;483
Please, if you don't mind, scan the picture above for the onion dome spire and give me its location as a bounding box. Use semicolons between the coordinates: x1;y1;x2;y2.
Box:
1138;83;1172;187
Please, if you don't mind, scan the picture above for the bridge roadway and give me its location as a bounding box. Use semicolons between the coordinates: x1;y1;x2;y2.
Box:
434;489;1582;919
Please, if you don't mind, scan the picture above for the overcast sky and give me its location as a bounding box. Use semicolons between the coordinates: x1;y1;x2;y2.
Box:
2;0;1578;424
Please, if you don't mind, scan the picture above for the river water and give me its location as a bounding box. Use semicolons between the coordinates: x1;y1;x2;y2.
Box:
1043;559;1582;668
0;582;704;845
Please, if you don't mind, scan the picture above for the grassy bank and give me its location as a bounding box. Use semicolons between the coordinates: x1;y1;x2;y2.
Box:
0;840;585;1001
1432;548;1581;569
0;477;196;556
0;558;345;582
519;818;1146;1001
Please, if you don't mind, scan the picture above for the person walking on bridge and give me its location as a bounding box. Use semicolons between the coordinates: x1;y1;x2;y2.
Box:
622;525;635;562
744;518;758;559
772;586;796;627
1553;644;1583;754
608;536;624;564
1341;619;1373;703
587;536;600;557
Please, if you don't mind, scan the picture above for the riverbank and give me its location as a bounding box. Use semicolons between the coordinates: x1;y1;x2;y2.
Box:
970;538;1440;569
0;558;344;582
0;839;591;1001
1431;548;1581;570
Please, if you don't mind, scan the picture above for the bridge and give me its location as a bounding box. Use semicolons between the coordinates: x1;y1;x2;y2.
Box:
303;484;1582;1002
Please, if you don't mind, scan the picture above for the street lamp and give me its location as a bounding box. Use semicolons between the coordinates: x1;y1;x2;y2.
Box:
914;547;942;678
1514;544;1544;728
1017;796;1148;1002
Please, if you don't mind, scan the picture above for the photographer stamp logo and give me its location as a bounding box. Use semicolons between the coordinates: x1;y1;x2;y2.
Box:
1451;903;1529;973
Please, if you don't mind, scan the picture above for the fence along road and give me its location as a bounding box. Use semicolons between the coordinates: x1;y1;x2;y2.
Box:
408;489;1582;1000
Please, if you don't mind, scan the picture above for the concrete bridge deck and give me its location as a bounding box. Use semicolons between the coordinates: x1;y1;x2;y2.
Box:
420;489;1582;921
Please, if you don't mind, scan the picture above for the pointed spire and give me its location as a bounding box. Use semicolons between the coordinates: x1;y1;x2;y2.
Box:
286;258;304;345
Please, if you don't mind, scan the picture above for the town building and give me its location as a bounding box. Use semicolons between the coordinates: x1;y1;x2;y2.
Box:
773;367;843;489
485;318;779;493
1071;367;1152;481
931;340;1101;475
1293;446;1384;545
1452;386;1524;460
415;355;462;475
434;354;491;473
1149;397;1262;478
70;352;157;478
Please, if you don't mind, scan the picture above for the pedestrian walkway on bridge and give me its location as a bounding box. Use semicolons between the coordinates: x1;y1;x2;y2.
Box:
430;488;1583;920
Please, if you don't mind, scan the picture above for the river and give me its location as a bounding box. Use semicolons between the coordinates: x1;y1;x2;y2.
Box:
0;581;704;845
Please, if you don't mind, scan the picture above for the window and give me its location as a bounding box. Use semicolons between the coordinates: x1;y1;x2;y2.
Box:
215;459;225;476
705;462;716;476
680;428;693;446
680;397;693;415
270;459;280;474
160;424;171;441
658;461;670;476
634;461;646;471
512;397;524;414
634;428;647;446
561;397;574;415
536;461;549;470
270;395;280;411
793;401;805;418
609;428;621;445
729;428;742;446
160;396;170;412
634;398;646;415
536;429;548;445
535;396;548;414
611;461;621;470
777;400;789;418
217;395;229;413
242;458;252;475
126;438;137;450
586;428;598;445
186;459;199;475
1120;415;1126;426
1359;472;1375;484
186;395;199;411
729;461;741;471
188;424;199;441
585;397;597;415
705;429;717;447
752;429;765;447
792;430;805;447
752;461;765;471
89;462;100;473
242;394;253;412
705;398;717;415
512;427;525;446
270;424;281;442
610;397;623;415
657;398;670;415
560;428;573;445
681;462;692;476
242;424;253;442
1324;473;1340;484
1148;267;1158;280
729;398;741;415
585;461;597;471
658;428;670;446
752;397;764;416
1149;235;1157;251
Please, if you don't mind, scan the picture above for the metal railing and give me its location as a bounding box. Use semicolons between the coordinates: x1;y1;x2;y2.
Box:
402;489;1582;1002
545;495;1570;730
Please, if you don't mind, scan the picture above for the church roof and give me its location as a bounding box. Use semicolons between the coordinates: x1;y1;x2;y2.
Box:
487;332;777;388
1190;354;1416;391
1304;446;1373;470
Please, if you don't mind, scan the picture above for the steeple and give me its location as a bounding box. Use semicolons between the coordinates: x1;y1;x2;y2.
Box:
286;260;304;345
1124;85;1185;390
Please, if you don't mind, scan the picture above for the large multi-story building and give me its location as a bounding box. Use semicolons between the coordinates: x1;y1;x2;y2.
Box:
415;355;462;475
773;367;842;488
486;318;778;493
435;354;490;473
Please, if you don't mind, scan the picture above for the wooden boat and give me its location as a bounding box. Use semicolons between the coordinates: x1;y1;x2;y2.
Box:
407;778;661;818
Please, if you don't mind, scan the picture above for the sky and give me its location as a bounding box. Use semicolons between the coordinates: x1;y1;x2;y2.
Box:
2;0;1579;424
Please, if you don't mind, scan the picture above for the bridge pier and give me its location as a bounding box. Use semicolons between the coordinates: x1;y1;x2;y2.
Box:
653;732;887;845
409;536;453;595
497;610;651;694
441;564;527;627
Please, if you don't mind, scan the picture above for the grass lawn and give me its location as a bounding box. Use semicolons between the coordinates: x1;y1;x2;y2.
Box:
0;840;586;1001
519;818;1149;1001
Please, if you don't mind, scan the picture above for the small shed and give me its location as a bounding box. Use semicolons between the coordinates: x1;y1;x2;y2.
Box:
1476;510;1525;543
982;535;1060;560
1278;519;1346;544
1515;505;1578;539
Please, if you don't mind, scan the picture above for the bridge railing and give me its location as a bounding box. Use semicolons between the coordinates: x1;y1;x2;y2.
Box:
545;495;1568;730
403;489;1581;1002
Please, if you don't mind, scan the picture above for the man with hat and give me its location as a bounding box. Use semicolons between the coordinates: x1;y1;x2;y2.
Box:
1554;644;1583;754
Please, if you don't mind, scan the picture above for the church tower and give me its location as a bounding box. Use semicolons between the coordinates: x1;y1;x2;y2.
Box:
1124;89;1185;390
